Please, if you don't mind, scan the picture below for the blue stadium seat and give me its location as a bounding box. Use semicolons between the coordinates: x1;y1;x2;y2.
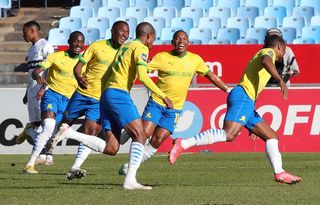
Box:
48;28;71;45
254;16;278;29
301;26;320;43
125;7;149;23
104;28;111;39
153;39;172;45
116;16;137;39
134;0;157;15
217;27;240;44
208;7;231;28
190;0;213;15
80;0;102;16
282;16;305;37
236;6;259;28
189;39;202;45
245;27;267;43
0;0;11;17
98;7;120;25
87;17;110;39
236;38;259;44
79;27;100;45
160;27;182;40
300;0;320;15
171;17;194;34
144;16;166;40
70;6;94;28
279;27;296;44
59;17;82;32
292;37;315;44
161;0;185;14
181;7;203;27
273;0;296;16
189;28;212;44
217;0;240;16
226;16;250;38
198;17;221;38
310;15;320;26
153;6;177;27
107;0;130;16
245;0;268;15
292;6;315;25
264;6;287;27
209;39;231;44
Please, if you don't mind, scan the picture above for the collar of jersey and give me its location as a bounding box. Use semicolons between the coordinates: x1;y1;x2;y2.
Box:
106;39;119;50
64;51;80;59
171;50;188;58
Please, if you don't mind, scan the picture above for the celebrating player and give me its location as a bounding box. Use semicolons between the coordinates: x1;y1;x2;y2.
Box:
169;35;302;185
119;30;231;175
23;31;84;174
61;21;129;180
52;22;172;190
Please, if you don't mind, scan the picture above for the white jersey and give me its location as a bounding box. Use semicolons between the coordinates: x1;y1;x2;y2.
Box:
26;38;54;122
27;38;54;70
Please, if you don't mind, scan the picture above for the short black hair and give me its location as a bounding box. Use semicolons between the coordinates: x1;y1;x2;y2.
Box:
172;30;188;40
69;31;84;42
23;20;40;31
264;35;285;48
112;20;129;30
135;22;155;37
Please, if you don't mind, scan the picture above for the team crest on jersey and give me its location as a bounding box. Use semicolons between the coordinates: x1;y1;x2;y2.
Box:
141;53;147;62
239;115;246;122
145;112;152;118
268;51;274;57
47;104;53;109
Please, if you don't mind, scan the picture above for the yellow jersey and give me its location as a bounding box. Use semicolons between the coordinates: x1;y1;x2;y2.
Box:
148;51;210;110
38;51;79;98
78;40;119;100
239;48;276;101
104;39;166;99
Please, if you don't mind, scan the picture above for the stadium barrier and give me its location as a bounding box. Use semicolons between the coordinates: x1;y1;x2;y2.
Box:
1;87;320;154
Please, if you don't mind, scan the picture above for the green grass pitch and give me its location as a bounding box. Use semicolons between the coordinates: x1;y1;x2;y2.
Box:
0;153;319;205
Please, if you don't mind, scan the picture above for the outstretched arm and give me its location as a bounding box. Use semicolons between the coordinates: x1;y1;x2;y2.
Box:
205;71;231;93
137;65;173;109
261;55;288;99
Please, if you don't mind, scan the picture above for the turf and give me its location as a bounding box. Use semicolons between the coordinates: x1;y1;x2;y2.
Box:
0;153;319;205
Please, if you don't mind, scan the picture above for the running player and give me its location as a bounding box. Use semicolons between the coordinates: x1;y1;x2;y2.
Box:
62;21;129;180
169;35;301;185
118;30;231;175
23;31;84;174
53;22;172;190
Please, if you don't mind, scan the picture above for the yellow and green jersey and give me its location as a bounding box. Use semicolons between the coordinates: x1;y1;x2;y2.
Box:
38;51;79;98
104;39;166;99
148;51;210;110
239;48;276;101
78;40;119;100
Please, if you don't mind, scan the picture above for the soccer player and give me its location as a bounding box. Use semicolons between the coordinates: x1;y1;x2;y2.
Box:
53;22;172;190
266;28;299;86
169;35;302;185
16;21;55;164
23;31;84;174
62;21;129;180
118;30;231;175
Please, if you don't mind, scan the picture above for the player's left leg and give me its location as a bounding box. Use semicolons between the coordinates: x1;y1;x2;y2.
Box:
251;121;301;184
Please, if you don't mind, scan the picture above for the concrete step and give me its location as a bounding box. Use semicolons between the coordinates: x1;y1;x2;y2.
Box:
0;63;28;72
3;30;49;41
0;72;28;84
14;20;59;32
0;51;27;64
0;27;15;41
0;41;31;52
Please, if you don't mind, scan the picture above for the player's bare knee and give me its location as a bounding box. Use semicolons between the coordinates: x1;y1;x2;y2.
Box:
103;144;119;155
